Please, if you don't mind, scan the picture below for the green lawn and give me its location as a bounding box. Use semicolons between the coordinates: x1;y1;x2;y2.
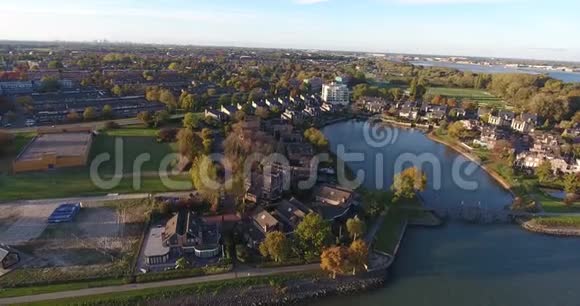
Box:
427;87;504;106
535;192;580;213
532;216;580;228
0;125;191;202
19;272;319;306
91;128;177;174
374;208;406;254
0;278;127;299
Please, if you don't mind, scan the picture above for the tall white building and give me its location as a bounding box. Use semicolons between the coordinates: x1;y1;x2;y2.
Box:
321;82;349;106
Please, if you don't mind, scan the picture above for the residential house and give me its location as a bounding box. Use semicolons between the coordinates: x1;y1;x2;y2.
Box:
312;184;357;220
474;126;507;149
511;118;534;133
162;210;222;259
489;111;514;127
399;106;418;120
205;109;225;121
244;170;284;204
273;198;311;232
220;105;238;118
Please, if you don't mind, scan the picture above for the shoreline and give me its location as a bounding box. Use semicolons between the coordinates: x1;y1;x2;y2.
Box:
425;132;515;195
520;219;580;237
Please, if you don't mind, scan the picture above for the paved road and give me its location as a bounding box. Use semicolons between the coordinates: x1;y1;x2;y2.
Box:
0;114;185;134
0;264;320;305
0;191;195;206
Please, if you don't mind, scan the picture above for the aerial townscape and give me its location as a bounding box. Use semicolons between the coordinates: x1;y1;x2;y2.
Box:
0;1;580;306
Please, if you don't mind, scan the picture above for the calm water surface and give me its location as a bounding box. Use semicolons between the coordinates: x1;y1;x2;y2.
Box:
317;120;580;306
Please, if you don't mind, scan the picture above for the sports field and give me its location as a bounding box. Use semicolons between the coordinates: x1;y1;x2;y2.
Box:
427;87;504;107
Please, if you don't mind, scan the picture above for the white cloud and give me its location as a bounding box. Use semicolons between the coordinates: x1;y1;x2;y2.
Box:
294;0;330;4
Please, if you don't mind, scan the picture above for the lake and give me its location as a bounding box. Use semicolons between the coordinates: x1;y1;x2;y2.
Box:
411;60;580;83
317;120;580;306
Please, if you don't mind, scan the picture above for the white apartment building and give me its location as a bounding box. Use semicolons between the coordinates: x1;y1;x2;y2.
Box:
321;82;350;106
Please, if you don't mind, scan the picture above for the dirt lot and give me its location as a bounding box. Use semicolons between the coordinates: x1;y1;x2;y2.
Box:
0;199;153;287
0;202;59;245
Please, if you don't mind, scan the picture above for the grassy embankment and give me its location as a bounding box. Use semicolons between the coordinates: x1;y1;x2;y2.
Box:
530;216;580;229
0;125;192;202
15;272;320;306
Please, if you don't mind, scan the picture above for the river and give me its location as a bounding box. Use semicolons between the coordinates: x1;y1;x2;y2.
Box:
317;120;580;306
411;60;580;83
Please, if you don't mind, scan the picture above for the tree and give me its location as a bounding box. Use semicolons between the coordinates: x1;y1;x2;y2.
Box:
111;85;123;96
47;60;63;69
154;110;170;127
183;112;200;129
304;128;329;150
191;155;220;208
563;173;578;195
102;104;113;119
259;231;290;263
177;128;203;159
296;213;332;255
83;107;97;121
40;76;61;92
255;107;270;119
392;167;427;200
346;216;366;240
447;121;466;139
348;239;368;275
66;110;80;122
320;246;350;279
159;89;176;106
156;128;178;143
536;160;553;183
137;111;153;126
175;257;187;270
168;62;179;71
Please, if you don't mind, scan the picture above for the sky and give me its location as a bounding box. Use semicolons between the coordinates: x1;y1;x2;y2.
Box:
1;0;579;61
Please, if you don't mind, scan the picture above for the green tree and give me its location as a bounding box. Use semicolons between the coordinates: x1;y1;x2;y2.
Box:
168;62;179;71
102;104;113;119
83;107;97;121
191;155;220;208
183;113;200;129
159;89;176;106
536;160;553;183
447;121;466;139
563;173;578;195
137;111;153;126
154;110;170;127
296;213;332;256
392;167;427;200
47;60;63;69
177;128;203;159
346;216;366;240
348;239;368;275
259;231;290;263
112;85;123;96
175;257;187;270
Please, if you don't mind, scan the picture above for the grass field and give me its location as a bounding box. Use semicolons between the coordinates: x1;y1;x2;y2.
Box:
427;87;504;107
92;126;178;174
532;216;580;228
0;125;191;202
535;192;580;213
374;208;406;254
